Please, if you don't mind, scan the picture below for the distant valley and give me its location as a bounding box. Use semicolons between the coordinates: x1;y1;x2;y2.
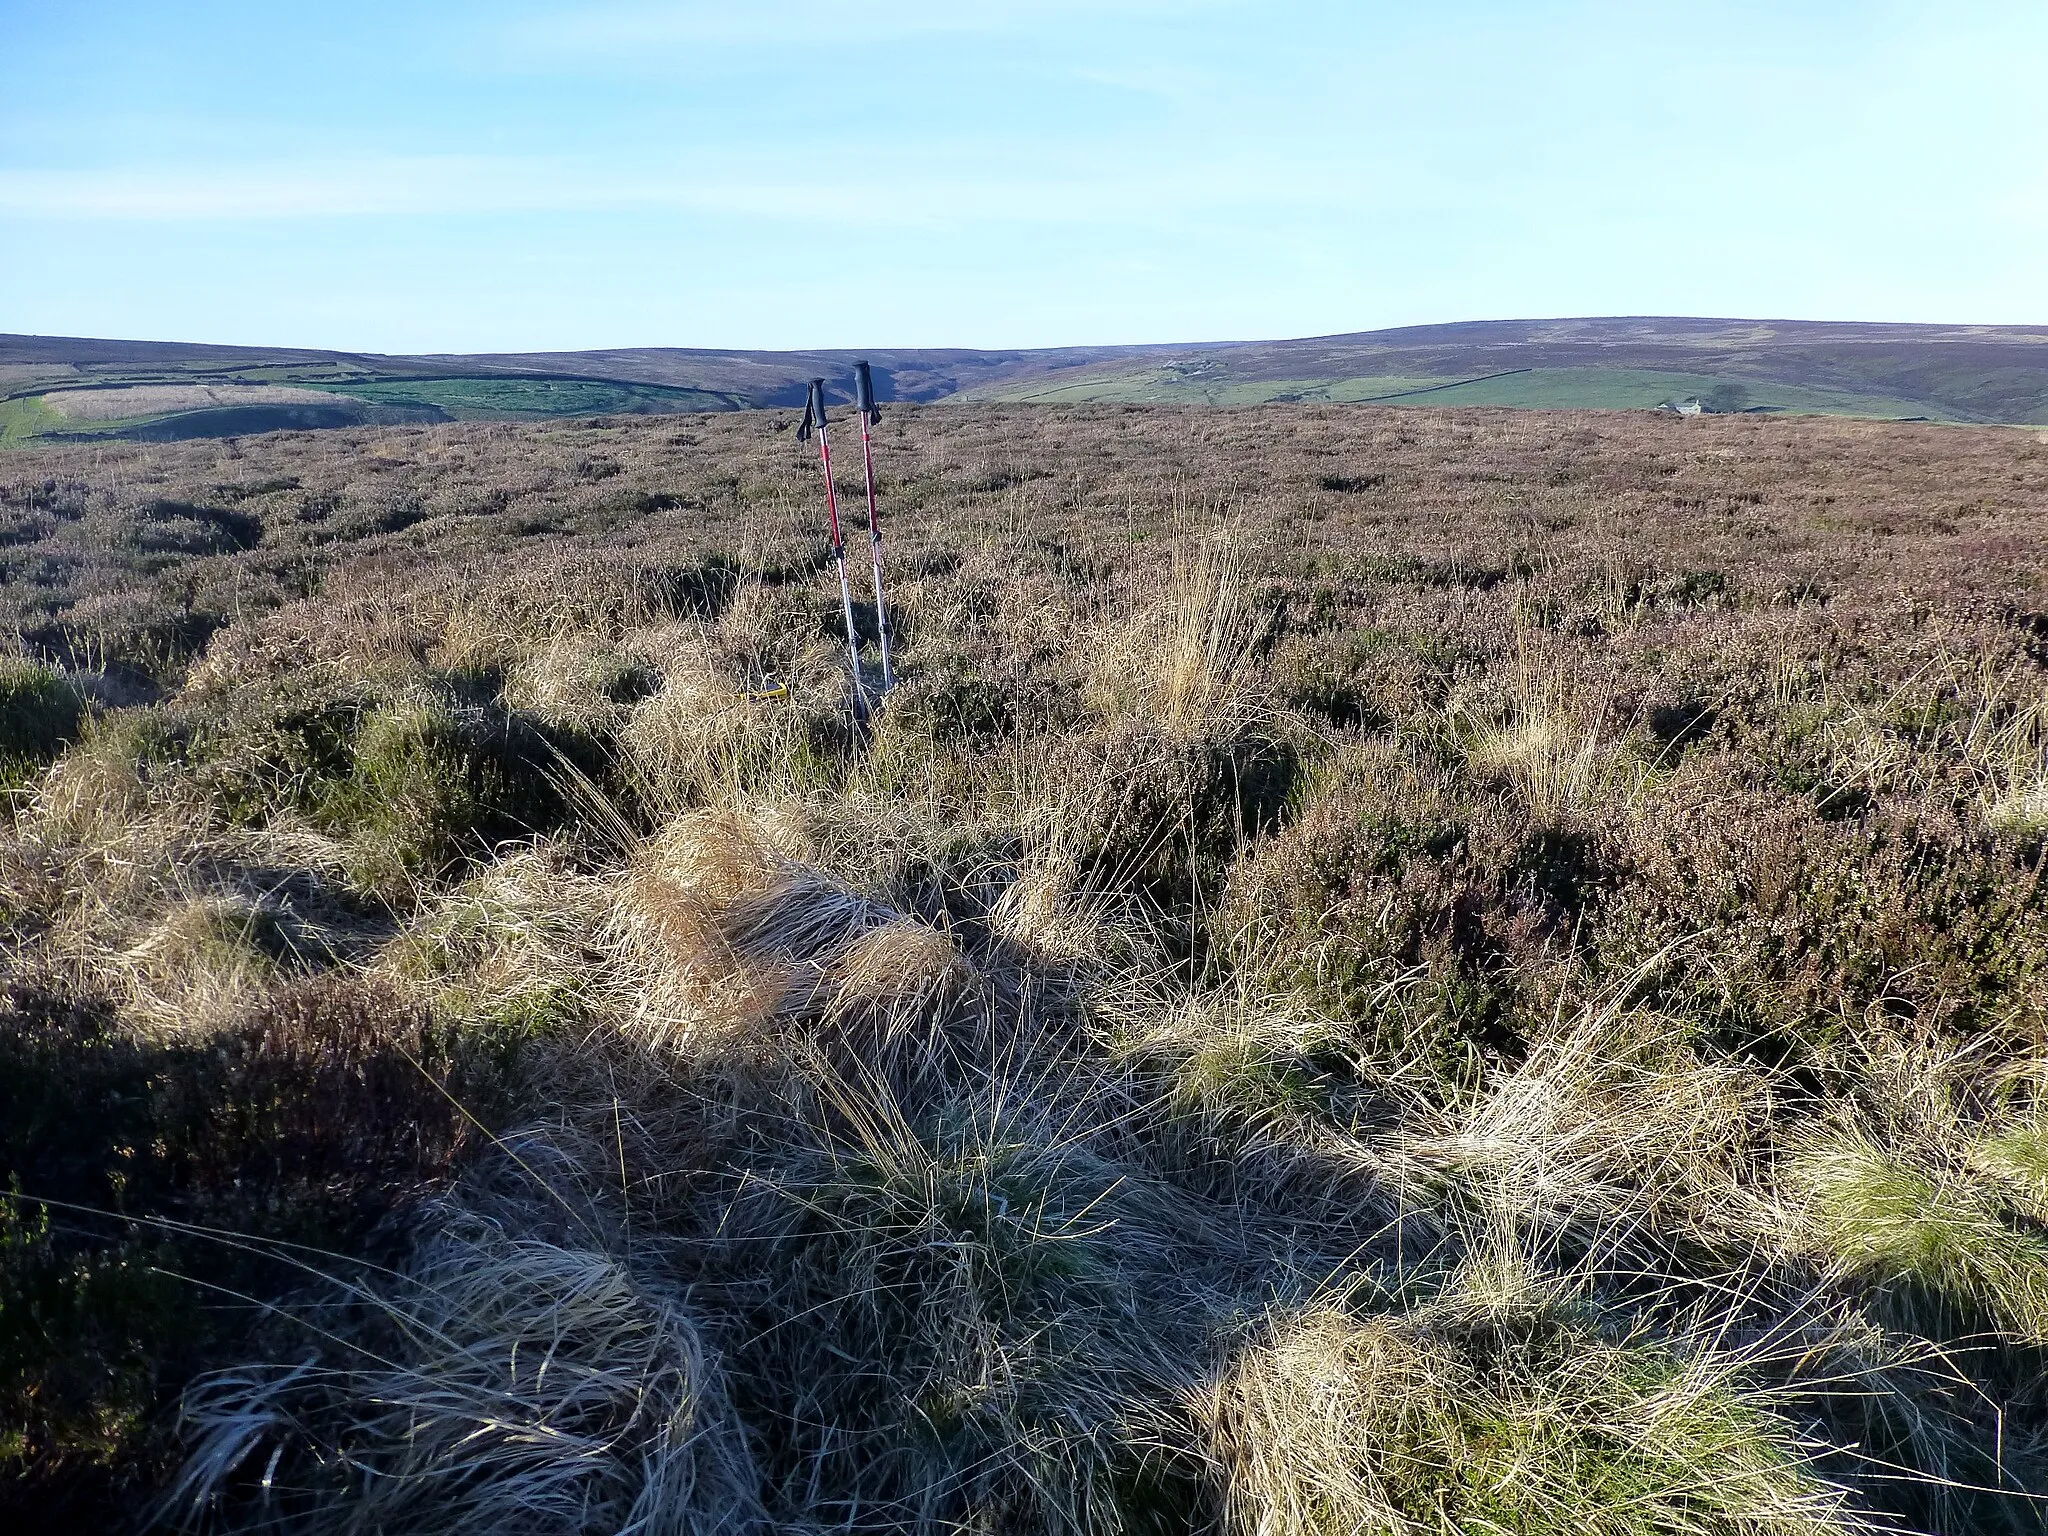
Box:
5;316;2046;445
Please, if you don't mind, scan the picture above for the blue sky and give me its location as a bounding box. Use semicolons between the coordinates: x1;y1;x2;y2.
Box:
3;1;2044;353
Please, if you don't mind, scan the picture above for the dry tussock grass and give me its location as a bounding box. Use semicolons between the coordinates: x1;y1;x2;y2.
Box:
1390;1002;1768;1241
1206;1252;1868;1536
171;1202;763;1536
1982;693;2048;836
1149;535;1265;737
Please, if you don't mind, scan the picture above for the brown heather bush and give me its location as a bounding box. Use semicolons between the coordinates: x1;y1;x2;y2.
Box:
2;402;2047;1532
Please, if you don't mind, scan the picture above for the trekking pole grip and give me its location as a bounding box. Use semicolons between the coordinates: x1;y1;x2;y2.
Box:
853;361;880;426
798;378;828;441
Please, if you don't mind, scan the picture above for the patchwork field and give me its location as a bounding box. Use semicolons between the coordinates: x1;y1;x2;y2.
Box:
954;318;2048;424
38;386;351;423
976;366;1948;419
2;402;2047;1532
0;338;742;447
9;316;2048;446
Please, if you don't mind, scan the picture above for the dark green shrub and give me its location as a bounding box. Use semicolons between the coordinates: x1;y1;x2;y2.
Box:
186;693;360;824
22;587;225;678
1601;791;2048;1058
315;701;492;890
1055;721;1303;945
0;974;531;1521
896;668;1017;746
301;696;589;895
0;659;82;778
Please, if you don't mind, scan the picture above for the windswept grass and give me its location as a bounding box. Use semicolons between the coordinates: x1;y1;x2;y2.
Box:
1791;1127;2048;1344
1207;1271;1864;1536
1146;535;1264;738
171;1201;763;1536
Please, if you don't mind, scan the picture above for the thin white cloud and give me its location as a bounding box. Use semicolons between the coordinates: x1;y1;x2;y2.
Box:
0;149;1342;225
503;0;1229;53
0;159;527;220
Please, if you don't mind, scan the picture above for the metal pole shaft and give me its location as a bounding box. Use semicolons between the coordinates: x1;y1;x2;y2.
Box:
816;428;866;705
858;419;895;694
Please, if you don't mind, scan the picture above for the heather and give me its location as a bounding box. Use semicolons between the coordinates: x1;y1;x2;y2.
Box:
2;402;2046;1533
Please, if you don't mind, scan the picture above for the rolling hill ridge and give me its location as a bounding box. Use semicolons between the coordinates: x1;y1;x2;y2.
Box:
5;317;2046;445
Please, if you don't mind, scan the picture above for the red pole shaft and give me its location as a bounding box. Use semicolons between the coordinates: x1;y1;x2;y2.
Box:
817;426;865;706
859;419;895;693
818;432;844;549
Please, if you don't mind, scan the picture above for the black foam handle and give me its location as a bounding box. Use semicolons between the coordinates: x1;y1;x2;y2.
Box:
798;378;827;441
853;360;880;424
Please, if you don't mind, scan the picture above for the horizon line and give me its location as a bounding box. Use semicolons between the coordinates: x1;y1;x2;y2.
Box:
10;313;2048;363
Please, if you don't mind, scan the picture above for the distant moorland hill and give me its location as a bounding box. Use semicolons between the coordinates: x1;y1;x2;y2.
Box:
6;317;2046;444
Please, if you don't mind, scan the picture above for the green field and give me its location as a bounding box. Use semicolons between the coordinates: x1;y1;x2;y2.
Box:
1357;367;1944;416
0;372;740;446
322;375;738;419
968;364;1953;419
0;394;64;446
974;370;1452;405
9;316;2048;445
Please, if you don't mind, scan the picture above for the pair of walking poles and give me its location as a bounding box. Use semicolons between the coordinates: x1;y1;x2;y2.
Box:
797;361;896;719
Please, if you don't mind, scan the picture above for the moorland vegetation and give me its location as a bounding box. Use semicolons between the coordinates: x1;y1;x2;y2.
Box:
2;402;2047;1533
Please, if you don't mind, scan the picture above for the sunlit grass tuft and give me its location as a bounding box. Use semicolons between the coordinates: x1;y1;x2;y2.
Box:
1790;1126;2048;1343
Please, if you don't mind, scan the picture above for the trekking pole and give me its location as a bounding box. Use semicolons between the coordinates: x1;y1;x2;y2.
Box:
797;378;867;714
851;361;896;695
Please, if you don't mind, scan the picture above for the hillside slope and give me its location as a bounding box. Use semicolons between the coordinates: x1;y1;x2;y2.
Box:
961;317;2048;423
6;317;2047;444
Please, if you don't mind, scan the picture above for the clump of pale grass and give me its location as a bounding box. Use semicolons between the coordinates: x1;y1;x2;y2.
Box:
427;589;528;679
1788;1124;2048;1344
1467;706;1612;819
500;631;649;738
28;710;157;840
608;810;805;1049
426;556;700;681
624;808;804;966
995;782;1162;969
713;1058;1222;1535
171;1204;763;1535
386;843;611;1031
1966;1121;2048;1221
115;893;286;1035
621;651;824;807
823;917;975;1019
1206;1257;1869;1536
699;575;808;694
616;807;987;1074
782;917;1001;1099
988;845;1124;962
1388;1000;1767;1244
1985;760;2048;838
1093;534;1263;736
8;731;379;1033
1458;649;1638;826
1115;990;1347;1148
1157;536;1261;734
716;851;882;967
748;783;978;901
